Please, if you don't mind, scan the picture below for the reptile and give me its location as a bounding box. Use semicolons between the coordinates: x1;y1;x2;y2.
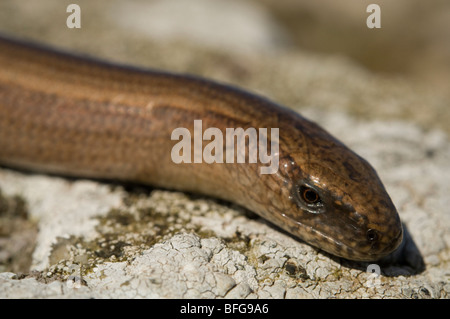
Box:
0;35;403;261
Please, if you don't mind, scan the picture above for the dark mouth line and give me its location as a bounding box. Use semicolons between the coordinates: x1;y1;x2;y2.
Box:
281;212;367;257
281;210;403;261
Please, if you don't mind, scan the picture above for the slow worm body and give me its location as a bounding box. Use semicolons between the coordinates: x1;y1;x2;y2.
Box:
0;36;402;261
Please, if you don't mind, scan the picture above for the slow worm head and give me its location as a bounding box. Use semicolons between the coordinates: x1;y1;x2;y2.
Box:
0;36;403;261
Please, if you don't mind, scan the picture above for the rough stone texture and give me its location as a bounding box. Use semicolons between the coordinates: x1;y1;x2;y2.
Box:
0;0;449;298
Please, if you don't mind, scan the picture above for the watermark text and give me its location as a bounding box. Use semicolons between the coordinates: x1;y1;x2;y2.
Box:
171;120;279;175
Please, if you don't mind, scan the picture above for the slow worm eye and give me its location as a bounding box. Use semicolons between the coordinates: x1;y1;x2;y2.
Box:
366;229;378;242
299;186;321;205
291;183;325;214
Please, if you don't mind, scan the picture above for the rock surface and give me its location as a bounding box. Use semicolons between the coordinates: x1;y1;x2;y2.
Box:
0;0;449;298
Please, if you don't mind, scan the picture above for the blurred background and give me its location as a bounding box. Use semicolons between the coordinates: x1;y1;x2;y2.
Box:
0;0;449;132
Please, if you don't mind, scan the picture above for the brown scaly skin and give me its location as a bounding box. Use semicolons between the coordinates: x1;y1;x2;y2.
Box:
0;35;402;261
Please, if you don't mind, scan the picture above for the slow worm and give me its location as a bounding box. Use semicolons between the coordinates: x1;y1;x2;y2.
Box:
0;35;402;261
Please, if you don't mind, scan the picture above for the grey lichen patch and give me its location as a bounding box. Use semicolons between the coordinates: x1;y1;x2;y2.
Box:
40;189;260;287
96;191;222;245
43;235;100;283
238;237;317;292
48;236;78;266
0;189;38;274
330;267;345;281
284;258;309;281
42;191;197;279
222;231;252;257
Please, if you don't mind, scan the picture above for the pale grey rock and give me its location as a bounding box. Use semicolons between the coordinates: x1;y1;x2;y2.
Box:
225;282;253;299
213;272;236;297
0;0;448;299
